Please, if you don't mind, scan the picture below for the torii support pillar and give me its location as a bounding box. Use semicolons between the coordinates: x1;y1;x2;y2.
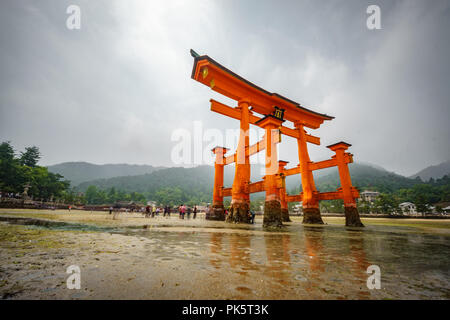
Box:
278;160;291;222
296;122;323;224
227;99;251;223
210;147;229;221
257;115;284;228
327;142;364;227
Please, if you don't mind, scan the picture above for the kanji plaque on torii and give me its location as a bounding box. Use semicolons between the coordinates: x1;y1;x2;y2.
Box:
190;49;364;227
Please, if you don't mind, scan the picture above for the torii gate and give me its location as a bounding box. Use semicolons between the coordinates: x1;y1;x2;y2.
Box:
190;50;364;227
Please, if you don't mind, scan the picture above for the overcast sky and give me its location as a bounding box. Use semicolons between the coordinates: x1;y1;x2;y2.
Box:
1;0;449;176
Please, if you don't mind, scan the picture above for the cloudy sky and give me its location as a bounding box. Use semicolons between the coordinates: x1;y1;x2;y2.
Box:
1;0;449;176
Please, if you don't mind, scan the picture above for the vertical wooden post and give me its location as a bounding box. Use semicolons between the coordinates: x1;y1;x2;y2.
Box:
257;115;284;227
295;122;323;224
210;147;228;220
327;142;364;227
278;160;291;222
228;99;251;223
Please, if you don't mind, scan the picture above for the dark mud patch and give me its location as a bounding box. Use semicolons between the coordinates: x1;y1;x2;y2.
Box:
0;216;118;233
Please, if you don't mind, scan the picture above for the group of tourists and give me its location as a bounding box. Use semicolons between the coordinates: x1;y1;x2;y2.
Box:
178;204;197;219
104;203;256;223
0;191;22;199
143;205;172;218
140;204;199;219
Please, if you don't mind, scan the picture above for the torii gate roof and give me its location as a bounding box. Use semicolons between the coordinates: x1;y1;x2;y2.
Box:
191;53;334;129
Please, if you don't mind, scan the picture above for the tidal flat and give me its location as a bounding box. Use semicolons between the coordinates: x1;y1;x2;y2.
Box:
0;209;449;299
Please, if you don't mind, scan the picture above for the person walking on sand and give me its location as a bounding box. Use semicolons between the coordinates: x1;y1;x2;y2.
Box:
181;204;186;219
145;205;150;218
151;205;156;218
164;205;170;218
249;209;255;224
187;206;192;219
113;203;120;220
205;205;211;219
193;206;197;219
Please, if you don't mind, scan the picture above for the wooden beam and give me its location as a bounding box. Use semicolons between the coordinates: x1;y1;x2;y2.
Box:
317;188;359;200
249;181;265;193
283;166;301;177
305;133;321;145
210;99;320;145
223;131;281;165
282;153;353;175
317;191;343;201
286;194;303;202
220;181;266;197
284;188;359;203
192;57;334;128
222;187;232;197
309;158;338;171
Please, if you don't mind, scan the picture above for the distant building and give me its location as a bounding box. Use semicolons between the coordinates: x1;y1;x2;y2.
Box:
292;203;302;215
399;202;417;215
360;191;380;203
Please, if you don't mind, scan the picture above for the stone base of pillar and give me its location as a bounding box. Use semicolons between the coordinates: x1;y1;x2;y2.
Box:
302;207;324;224
226;201;251;224
344;206;364;227
281;208;291;222
263;200;283;228
207;203;225;221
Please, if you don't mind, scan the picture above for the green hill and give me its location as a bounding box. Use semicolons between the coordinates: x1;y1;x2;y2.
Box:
312;162;420;193
409;160;450;181
47;162;164;186
75;162;420;201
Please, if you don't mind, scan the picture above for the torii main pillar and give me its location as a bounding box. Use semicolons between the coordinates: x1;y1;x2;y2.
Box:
295;122;323;224
257;115;284;227
327;142;364;227
278;160;291;222
210;147;229;221
227;99;251;223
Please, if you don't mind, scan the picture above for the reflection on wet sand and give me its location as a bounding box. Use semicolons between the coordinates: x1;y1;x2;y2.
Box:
264;234;292;288
303;226;372;298
347;230;371;299
302;226;326;297
209;233;223;269
229;233;258;273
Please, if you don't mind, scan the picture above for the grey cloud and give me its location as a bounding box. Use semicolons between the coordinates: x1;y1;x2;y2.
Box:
0;0;449;176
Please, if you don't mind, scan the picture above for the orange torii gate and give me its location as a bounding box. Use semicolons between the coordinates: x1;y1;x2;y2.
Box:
190;50;364;227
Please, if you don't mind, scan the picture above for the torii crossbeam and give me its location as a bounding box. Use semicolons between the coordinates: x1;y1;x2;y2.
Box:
190;50;364;227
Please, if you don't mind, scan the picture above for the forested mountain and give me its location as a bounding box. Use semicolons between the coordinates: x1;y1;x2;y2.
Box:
312;163;420;193
47;162;164;186
409;160;450;181
75;162;419;201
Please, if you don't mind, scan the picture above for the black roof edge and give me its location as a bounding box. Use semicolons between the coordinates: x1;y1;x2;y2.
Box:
254;114;286;124
190;52;334;120
326;141;352;148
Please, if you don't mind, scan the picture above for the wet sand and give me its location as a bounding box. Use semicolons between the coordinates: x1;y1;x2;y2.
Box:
0;209;449;299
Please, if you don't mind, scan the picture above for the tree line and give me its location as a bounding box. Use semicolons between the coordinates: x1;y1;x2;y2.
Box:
0;141;69;201
2;140;448;210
